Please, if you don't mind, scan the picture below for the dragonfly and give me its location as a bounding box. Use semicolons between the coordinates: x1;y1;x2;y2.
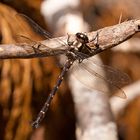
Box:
16;14;130;128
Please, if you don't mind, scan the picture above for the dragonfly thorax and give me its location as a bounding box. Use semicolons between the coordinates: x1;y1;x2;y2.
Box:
67;32;94;62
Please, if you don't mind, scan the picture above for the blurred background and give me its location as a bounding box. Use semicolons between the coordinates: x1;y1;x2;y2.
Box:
0;0;140;140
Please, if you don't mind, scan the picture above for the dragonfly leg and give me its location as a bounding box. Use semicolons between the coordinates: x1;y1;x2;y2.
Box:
67;33;74;46
31;42;43;53
88;31;101;50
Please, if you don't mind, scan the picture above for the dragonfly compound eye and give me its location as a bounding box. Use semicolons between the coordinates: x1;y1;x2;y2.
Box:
76;32;89;43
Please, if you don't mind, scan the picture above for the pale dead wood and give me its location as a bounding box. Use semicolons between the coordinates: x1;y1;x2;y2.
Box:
111;80;140;117
112;38;140;52
0;19;139;59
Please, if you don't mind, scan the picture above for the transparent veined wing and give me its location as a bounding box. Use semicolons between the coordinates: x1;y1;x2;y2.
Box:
16;13;52;39
16;13;69;48
71;57;130;98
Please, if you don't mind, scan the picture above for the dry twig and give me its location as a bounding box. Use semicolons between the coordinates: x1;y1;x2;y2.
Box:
0;19;140;59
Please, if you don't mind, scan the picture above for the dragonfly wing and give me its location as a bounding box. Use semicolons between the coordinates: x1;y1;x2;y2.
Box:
16;13;69;48
71;57;129;98
16;13;52;39
85;57;131;85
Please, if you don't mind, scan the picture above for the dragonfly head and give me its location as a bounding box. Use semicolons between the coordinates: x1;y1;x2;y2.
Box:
76;32;89;44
